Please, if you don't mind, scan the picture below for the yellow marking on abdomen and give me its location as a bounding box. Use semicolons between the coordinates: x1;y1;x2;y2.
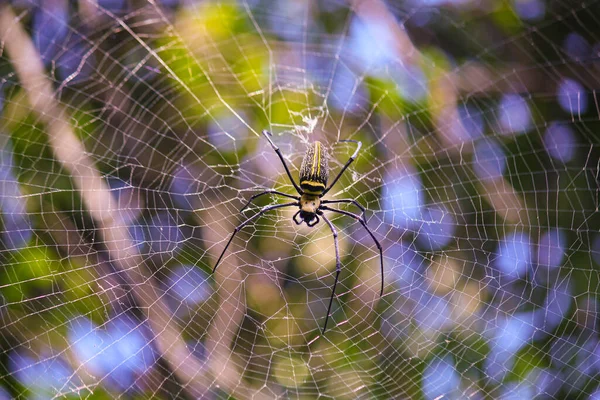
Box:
316;142;321;177
310;142;320;177
301;180;325;188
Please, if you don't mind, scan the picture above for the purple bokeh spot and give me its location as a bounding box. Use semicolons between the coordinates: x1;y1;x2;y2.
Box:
536;228;566;269
415;294;452;331
98;0;126;12
473;138;506;181
69;315;155;389
167;264;212;305
496;232;531;279
498;94;532;135
514;0;545;21
385;242;428;301
9;351;78;397
391;64;428;103
557;78;588;115
69;317;117;375
422;355;460;400
57;40;95;84
459;105;484;140
0;146;32;250
485;312;536;383
108;314;156;383
543;123;577;163
415;206;456;251
128;222;147;253
330;65;367;113
533;279;571;339
347;16;396;69
268;0;308;42
590;388;600;400
593;235;600;266
382;168;423;230
147;212;185;255
207;113;249;153
563;32;591;61
33;4;69;66
170;165;203;212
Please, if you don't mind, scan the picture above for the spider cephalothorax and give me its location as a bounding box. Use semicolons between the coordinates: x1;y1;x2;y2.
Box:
213;130;383;334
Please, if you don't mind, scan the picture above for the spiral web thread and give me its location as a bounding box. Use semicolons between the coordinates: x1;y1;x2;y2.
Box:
0;0;599;398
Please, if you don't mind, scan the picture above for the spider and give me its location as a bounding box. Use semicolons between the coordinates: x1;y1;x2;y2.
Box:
213;130;383;333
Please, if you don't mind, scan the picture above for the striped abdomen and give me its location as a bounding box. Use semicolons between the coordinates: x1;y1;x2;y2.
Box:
299;141;329;195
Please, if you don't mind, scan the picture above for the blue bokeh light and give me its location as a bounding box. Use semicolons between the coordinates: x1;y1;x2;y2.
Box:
543;123;577;163
382;168;423;230
557;78;588;115
458;105;485;140
57;40;95;84
563;32;591;61
534;279;571;339
329;64;367;113
347;16;395;70
69;315;155;390
108;314;156;388
268;0;308;42
167;264;212;306
385;242;428;301
415;294;452;332
536;228;566;269
98;0;127;13
390;64;428;103
484;312;536;383
422;355;460;400
415;206;456;251
514;0;545;21
207;112;249;153
9;351;79;398
33;4;69;66
498;94;532;135
128;220;147;254
147;211;185;256
473;138;506;181
0;146;32;250
593;235;600;266
170;165;203;212
496;231;531;279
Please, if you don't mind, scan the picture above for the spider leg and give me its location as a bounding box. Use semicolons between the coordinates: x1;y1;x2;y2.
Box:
213;201;299;273
293;210;302;225
321;199;366;218
322;140;362;196
306;214;320;227
240;190;300;212
321;206;384;297
262;130;303;195
320;213;340;334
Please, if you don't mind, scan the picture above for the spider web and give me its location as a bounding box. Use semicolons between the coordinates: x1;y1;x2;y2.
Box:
0;0;599;398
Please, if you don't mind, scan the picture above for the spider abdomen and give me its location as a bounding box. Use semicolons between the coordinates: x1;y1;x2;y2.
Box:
299;141;329;195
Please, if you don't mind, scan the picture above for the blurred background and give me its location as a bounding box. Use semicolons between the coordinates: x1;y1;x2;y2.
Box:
0;0;599;398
